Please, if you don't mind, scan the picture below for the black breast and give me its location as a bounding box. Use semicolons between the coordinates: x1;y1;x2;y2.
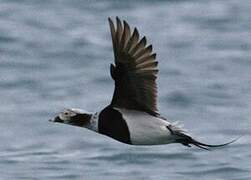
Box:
98;106;131;144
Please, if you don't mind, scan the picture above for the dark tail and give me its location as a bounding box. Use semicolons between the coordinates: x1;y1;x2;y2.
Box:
174;132;239;150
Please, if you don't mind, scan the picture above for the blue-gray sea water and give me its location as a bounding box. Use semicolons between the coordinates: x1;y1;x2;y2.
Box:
0;0;250;179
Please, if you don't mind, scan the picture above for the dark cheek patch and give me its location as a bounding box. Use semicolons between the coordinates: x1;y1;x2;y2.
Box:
54;116;64;123
69;114;91;127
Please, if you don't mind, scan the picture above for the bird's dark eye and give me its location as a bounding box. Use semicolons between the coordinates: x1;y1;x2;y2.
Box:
64;112;69;115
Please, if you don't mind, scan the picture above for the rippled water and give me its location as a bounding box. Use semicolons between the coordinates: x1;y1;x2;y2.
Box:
0;0;251;179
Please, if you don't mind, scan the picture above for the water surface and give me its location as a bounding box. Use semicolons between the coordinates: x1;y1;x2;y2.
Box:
0;0;250;179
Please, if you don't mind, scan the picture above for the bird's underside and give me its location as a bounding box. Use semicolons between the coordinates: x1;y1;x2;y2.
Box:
98;106;236;150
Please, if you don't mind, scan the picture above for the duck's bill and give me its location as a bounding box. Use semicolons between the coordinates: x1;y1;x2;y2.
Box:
49;116;63;123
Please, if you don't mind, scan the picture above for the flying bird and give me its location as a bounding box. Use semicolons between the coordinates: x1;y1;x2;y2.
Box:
50;17;236;150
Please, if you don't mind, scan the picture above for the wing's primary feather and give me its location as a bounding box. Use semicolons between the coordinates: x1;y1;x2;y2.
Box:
108;17;159;115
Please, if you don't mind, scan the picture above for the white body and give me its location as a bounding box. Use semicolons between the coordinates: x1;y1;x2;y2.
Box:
115;108;175;145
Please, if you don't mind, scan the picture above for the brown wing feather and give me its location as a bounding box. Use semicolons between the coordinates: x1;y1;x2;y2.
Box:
108;17;159;115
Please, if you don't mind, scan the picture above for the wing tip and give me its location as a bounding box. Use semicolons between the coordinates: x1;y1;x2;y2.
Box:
152;53;157;59
108;17;115;25
123;20;130;28
133;27;139;37
108;17;114;29
116;16;122;26
147;44;153;52
141;36;147;44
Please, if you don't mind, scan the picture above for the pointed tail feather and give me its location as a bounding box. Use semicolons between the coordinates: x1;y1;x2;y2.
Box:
173;130;239;150
185;137;239;150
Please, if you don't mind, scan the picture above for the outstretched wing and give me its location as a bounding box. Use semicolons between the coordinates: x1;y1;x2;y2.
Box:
108;17;159;115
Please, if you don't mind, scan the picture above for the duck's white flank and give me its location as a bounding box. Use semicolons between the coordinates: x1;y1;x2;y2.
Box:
115;108;174;145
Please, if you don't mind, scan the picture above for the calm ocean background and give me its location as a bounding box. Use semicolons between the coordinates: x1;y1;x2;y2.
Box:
0;0;250;179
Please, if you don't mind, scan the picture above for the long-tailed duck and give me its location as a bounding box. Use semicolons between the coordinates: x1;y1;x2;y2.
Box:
50;17;236;150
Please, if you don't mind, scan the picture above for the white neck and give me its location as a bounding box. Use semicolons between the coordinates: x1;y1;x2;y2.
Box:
85;112;99;132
